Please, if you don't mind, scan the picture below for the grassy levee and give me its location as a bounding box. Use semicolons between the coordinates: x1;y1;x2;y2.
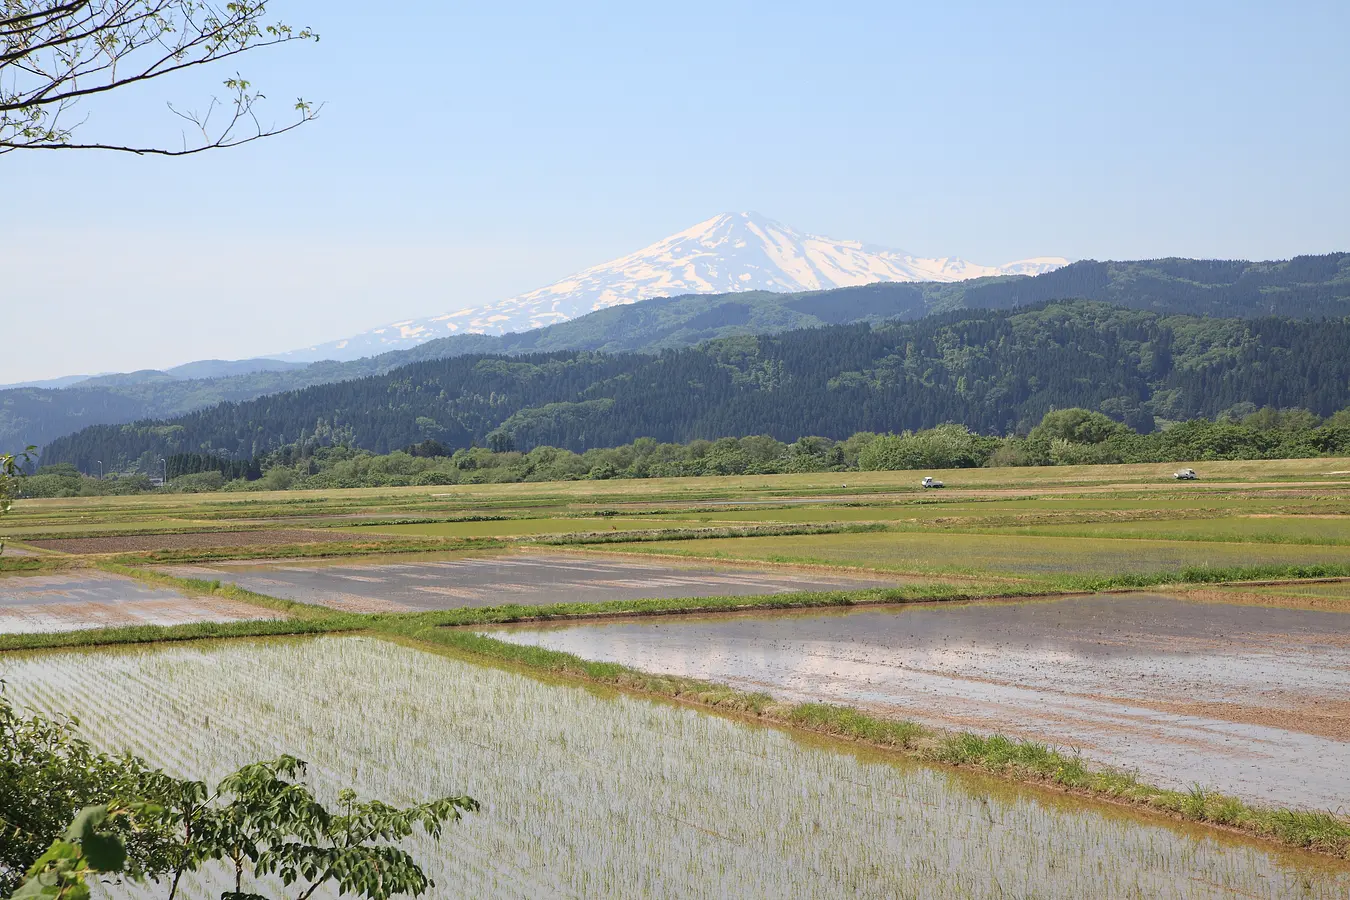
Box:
0;615;359;653
0;555;68;574
1042;563;1350;593
390;624;1350;860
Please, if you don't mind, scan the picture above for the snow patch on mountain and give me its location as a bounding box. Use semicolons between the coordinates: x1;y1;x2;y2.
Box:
278;213;1067;362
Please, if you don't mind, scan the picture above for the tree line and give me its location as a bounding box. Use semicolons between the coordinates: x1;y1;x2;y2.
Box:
16;404;1350;497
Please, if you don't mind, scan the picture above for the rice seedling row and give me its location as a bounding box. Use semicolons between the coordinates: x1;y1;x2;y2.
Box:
5;636;1347;898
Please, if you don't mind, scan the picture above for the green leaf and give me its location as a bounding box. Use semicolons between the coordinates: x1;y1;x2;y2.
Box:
63;805;128;873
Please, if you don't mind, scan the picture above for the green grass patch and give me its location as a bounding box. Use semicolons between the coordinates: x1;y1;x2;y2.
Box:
1243;581;1350;601
787;703;925;749
598;530;1350;579
0;556;46;573
0;555;72;574
982;515;1350;546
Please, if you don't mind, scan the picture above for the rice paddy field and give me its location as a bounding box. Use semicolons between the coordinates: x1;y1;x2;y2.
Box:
337;516;710;538
2;457;1350;895
483;593;1350;808
4;636;1349;899
988;516;1350;544
0;571;280;633
152;551;901;612
596;529;1350;578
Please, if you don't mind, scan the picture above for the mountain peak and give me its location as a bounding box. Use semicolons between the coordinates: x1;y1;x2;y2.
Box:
276;215;1068;362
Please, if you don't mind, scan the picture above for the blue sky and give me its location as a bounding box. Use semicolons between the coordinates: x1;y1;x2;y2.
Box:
3;0;1347;382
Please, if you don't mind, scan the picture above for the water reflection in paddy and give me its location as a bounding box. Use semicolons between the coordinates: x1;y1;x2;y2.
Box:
486;593;1350;809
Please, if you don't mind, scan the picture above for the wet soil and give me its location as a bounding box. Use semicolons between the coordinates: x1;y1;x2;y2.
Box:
0;571;279;633
156;551;901;613
25;529;401;554
485;593;1350;810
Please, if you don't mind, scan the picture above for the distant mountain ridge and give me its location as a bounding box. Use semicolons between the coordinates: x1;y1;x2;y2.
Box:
0;359;305;392
5;252;1348;456
274;212;1067;362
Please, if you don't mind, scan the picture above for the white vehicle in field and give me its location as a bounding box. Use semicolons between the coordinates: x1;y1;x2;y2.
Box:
921;476;945;489
1173;468;1198;480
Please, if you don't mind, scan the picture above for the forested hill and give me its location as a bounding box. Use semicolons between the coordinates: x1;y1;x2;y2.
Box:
42;301;1350;474
6;253;1348;454
929;253;1350;318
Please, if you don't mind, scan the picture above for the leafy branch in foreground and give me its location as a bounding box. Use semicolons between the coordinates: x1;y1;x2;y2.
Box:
1;686;162;896
1;447;34;556
11;804;129;900
2;690;478;899
0;1;320;155
1;447;33;514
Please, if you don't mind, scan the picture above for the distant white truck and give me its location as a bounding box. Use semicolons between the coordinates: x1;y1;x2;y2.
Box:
921;476;945;489
1173;468;1198;480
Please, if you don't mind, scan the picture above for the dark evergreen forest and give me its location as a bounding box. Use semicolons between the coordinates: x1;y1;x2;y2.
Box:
40;301;1350;474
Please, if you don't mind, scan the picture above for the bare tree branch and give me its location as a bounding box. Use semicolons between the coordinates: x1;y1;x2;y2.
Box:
0;0;319;155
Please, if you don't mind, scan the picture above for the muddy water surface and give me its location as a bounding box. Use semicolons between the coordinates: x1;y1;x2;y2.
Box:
487;593;1350;809
0;571;278;633
156;551;900;613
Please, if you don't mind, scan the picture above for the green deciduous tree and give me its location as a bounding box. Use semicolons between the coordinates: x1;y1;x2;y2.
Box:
2;691;478;899
1;688;164;895
1;1;320;155
1028;408;1129;445
857;425;997;471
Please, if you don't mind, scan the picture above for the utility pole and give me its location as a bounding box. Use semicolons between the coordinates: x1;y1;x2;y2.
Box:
160;457;167;488
97;460;103;479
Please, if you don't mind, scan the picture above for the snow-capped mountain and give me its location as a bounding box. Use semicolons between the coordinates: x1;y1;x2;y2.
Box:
278;213;1067;362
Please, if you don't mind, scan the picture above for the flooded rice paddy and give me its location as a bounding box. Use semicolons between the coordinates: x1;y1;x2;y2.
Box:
154;551;898;612
0;571;279;633
486;593;1350;809
4;635;1348;898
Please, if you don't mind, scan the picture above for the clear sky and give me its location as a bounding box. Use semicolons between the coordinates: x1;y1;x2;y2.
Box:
3;0;1347;383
